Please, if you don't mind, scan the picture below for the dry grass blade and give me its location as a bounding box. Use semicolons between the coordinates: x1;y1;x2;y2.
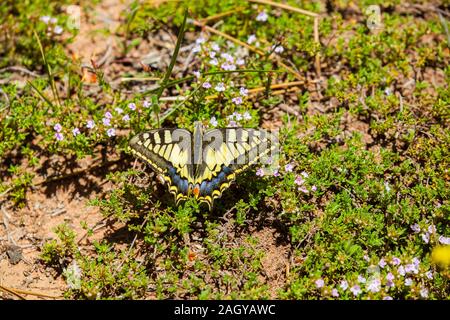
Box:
0;285;62;299
199;6;246;24
248;0;318;17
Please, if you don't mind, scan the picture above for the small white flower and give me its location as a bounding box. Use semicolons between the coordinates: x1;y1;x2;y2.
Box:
340;280;348;291
243;111;252;120
236;58;245;66
143;100;152;108
411;224;421;233
53;25;63;35
350;285;361;296
285;163;294;172
315;278;324;288
271;44;284;53
428;225;436;234
50;17;57;24
404;278;413;286
383;296;393;300
202;82;212;89
211;43;220;51
86;120;95;129
72;128;80;136
421;232;430;244
214;82;225;92
247;34;257;45
256;11;268;22
209;58;218;66
193;71;201;78
220;53;234;63
331;288;339;297
420;287;429;298
40;16;51;24
398;266;406;276
209;116;218;127
425;271;433;280
107;128;116;137
196;36;206;45
367;278;381;293
439;236;450;245
239;87;249;97
115;107;123;114
193;45;201;53
379;259;387;268
209;51;216;58
357;275;366;283
63;261;82;290
128;103;136;111
122;114;130;122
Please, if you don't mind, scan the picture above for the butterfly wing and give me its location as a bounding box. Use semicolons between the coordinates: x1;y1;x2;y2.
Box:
194;127;278;209
128;128;195;203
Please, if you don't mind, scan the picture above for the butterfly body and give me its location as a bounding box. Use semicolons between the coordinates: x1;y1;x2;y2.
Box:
128;122;277;209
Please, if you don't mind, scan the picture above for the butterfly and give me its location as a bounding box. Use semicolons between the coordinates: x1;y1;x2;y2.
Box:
128;121;278;210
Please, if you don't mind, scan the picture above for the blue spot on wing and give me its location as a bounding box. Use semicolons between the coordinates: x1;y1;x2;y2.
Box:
200;166;232;196
168;167;189;194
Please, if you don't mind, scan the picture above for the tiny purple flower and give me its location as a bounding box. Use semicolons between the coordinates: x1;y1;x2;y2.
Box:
357;275;366;283
367;278;381;293
128;103;136;111
331;288;339;297
104;111;113;119
209;116;218;127
398;266;406;276
384;88;392;96
193;71;201;78
386;273;395;281
220;53;234;63
404;278;413;286
202;82;212;89
256;168;264;177
232;112;242;121
86;120;95;129
391;257;401;266
273;169;280;177
340;280;348;291
239;87;249;96
54;123;62;132
350;285;361;296
298;186;309;193
195;36;206;45
232;97;243;105
285;163;294;172
228;120;238;127
412;257;420;267
311;185;317;192
209;51;216;58
215;82;225;92
425;271;433;280
236;58;245;66
40;16;51;24
420;288;429;298
271;44;284;53
50;17;57;24
428;225;436;234
243;111;252;120
439;236;450;245
209;58;218;66
55;132;64;141
256;11;268;22
247;34;257;45
193;45;201;53
421;232;430;244
301;171;309;178
72;128;80;136
143;100;151;108
211;43;220;51
102;118;111;126
221;62;236;71
315;278;324;288
383;296;393;300
115;107;123;114
379;258;387;268
294;176;304;186
122;114;130;122
106;128;116;137
411;224;421;233
54;25;63;35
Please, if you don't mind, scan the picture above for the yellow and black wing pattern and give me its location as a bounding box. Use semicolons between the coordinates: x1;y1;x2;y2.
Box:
128;122;277;209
